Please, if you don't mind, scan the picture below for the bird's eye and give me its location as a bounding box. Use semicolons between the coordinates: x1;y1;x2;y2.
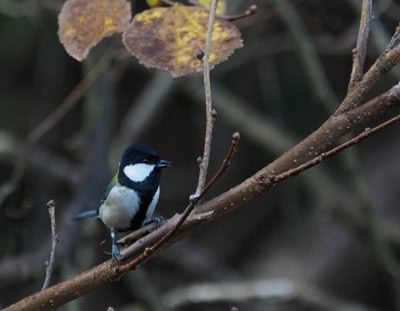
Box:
143;159;151;164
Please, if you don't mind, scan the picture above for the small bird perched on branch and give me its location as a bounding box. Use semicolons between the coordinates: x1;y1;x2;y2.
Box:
74;144;171;261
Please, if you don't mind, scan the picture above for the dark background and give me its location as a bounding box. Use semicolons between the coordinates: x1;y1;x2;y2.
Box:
1;0;400;310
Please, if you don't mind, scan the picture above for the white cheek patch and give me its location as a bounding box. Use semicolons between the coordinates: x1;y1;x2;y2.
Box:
123;163;155;182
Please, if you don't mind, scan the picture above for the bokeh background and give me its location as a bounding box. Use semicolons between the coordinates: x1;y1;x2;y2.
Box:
1;0;400;310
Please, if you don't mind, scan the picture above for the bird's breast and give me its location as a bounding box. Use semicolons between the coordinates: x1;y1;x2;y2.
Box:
99;185;140;230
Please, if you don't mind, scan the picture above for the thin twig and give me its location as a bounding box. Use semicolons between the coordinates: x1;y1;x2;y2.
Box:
384;24;400;53
272;113;400;184
118;221;164;246
202;132;240;194
192;0;219;200
119;196;202;271
220;5;257;21
42;200;58;290
0;53;111;208
118;207;196;272
348;0;373;89
337;32;400;112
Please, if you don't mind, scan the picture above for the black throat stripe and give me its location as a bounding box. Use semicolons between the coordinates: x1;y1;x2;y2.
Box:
128;190;154;231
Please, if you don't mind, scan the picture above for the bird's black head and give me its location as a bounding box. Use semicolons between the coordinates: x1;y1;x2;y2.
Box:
120;144;160;167
118;144;171;189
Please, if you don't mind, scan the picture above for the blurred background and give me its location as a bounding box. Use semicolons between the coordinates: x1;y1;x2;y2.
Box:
1;0;400;310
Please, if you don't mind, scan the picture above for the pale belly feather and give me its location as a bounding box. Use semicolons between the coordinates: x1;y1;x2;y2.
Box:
99;185;140;230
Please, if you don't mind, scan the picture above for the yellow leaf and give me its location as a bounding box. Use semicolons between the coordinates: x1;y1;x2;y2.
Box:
58;0;131;61
122;4;242;77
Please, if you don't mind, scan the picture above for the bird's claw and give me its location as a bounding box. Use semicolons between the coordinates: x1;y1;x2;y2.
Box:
143;216;165;227
112;243;123;262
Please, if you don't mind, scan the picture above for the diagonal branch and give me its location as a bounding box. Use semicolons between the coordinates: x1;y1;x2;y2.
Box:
4;84;400;311
202;132;240;194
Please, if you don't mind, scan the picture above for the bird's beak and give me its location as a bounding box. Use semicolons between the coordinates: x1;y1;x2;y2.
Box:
157;159;171;168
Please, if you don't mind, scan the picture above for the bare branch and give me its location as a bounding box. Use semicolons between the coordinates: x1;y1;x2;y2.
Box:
197;87;400;218
349;0;373;89
338;29;400;113
118;222;163;246
385;24;400;53
192;0;219;199
202;132;240;194
41;200;58;290
220;4;257;21
273;113;400;184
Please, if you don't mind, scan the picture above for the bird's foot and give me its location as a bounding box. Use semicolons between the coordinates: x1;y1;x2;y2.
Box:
111;242;123;262
143;216;165;227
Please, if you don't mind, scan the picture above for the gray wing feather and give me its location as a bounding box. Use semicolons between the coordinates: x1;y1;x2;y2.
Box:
100;173;118;205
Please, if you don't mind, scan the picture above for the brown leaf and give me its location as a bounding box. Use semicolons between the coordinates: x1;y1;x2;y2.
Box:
58;0;131;61
122;4;242;78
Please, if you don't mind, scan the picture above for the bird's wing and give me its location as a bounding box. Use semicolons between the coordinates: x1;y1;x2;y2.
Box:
100;171;119;205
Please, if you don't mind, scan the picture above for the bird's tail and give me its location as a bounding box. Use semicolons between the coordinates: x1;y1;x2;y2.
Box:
73;209;99;221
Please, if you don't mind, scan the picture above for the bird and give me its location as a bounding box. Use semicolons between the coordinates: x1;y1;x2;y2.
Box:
74;144;171;261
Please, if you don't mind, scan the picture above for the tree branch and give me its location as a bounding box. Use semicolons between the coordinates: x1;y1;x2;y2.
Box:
273;112;400;184
202;132;240;193
4;86;400;311
338;27;400;113
192;0;218;199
